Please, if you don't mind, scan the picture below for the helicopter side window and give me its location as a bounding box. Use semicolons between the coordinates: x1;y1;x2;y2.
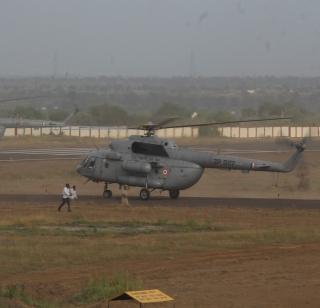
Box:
131;142;168;157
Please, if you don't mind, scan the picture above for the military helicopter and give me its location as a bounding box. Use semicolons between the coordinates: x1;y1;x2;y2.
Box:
0;96;78;137
76;117;305;200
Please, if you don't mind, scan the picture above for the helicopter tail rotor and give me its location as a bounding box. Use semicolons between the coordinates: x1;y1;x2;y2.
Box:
275;137;308;152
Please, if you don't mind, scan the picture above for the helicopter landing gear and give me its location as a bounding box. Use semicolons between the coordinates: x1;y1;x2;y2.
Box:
139;188;150;201
103;183;112;199
103;190;112;199
169;189;180;199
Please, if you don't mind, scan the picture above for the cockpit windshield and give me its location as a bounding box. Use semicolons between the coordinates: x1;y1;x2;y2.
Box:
82;156;96;168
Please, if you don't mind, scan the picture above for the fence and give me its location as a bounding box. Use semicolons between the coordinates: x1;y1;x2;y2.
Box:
4;126;199;138
4;126;320;139
217;126;320;138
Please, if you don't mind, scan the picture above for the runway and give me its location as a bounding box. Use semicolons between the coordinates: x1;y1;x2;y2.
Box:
0;147;94;161
0;142;320;162
0;194;319;209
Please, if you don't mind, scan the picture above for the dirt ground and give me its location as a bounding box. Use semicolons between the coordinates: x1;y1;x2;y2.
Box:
1;136;320;307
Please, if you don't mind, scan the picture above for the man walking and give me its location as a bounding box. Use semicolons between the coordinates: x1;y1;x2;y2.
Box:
58;183;72;212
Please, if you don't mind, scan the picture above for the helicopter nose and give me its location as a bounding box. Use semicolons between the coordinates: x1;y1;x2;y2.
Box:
76;164;83;174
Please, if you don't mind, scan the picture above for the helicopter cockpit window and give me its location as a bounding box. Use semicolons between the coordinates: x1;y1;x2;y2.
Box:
82;157;90;167
131;142;168;157
87;157;96;168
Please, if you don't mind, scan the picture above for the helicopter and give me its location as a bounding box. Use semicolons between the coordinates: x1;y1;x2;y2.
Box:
76;117;305;200
0;96;78;137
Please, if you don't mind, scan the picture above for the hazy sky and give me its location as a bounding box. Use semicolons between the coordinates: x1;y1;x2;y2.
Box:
1;0;320;77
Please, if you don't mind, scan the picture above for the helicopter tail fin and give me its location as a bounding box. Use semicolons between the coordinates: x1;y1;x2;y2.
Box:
282;140;305;172
0;126;5;138
62;106;79;125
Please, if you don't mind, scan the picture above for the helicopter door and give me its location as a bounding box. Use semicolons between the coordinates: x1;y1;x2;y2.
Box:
93;158;104;180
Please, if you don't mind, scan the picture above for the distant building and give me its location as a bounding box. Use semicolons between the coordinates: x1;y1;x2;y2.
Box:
246;89;256;94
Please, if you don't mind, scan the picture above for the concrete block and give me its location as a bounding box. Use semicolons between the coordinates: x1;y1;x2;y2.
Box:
240;128;248;138
257;127;265;137
264;127;273;137
248;127;256;138
310;127;319;137
231;127;240;138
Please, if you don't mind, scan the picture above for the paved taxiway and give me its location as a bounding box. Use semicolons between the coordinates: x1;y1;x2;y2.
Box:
0;194;319;209
0;147;93;161
1;139;320;161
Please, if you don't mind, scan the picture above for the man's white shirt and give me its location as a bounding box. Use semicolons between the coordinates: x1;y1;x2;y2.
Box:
62;187;71;199
70;188;78;200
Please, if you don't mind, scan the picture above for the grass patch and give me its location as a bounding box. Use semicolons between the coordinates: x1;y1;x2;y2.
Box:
252;228;320;245
0;219;228;237
73;272;143;305
88;219;226;235
1;227;320;278
207;228;320;249
0;284;58;308
0;275;142;307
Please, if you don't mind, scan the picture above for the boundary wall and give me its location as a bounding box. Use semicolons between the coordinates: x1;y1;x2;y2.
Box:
4;126;199;138
217;126;320;138
4;126;320;139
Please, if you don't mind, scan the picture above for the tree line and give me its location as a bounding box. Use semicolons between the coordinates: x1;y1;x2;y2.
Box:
0;101;313;127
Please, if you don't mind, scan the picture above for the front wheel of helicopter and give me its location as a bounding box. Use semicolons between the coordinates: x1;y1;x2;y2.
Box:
169;190;180;199
139;188;150;201
103;189;112;199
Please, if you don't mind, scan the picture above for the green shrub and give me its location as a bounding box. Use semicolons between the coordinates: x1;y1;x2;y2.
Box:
73;272;143;305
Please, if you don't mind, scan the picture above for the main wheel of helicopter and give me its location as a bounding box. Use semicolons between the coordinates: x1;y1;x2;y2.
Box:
103;189;112;199
169;189;180;199
139;188;150;201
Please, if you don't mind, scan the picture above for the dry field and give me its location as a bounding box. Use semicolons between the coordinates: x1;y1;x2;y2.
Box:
0;136;320;307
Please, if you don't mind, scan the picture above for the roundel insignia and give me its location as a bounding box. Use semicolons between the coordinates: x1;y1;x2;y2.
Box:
162;168;169;176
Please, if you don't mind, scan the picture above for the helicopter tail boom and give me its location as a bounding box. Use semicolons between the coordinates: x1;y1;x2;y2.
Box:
228;141;305;173
173;140;304;173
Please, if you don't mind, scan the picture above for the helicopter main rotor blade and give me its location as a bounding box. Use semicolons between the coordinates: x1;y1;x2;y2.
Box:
160;117;292;129
0;95;60;104
156;117;180;128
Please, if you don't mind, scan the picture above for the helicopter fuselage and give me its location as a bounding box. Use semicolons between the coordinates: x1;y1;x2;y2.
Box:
77;135;304;198
77;144;204;190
